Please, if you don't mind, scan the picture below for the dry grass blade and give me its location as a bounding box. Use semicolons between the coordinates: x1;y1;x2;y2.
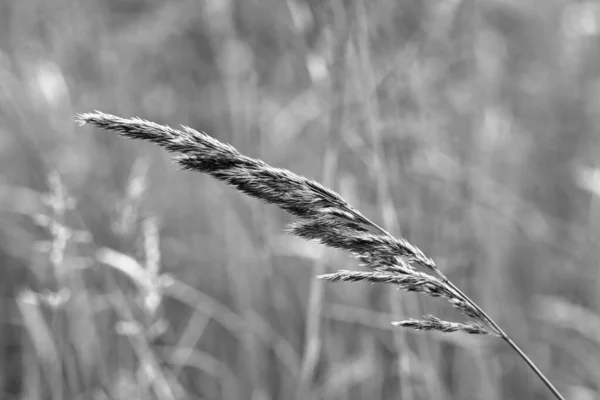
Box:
76;111;566;400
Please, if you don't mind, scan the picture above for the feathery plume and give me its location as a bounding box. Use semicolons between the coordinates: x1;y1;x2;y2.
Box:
77;111;565;400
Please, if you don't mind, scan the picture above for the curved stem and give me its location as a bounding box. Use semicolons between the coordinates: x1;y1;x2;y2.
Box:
441;278;565;400
500;335;564;400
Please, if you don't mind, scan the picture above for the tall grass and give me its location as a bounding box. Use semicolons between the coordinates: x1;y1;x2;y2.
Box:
2;1;600;399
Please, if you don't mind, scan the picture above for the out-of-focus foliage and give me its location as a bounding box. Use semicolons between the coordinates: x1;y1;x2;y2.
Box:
1;0;600;399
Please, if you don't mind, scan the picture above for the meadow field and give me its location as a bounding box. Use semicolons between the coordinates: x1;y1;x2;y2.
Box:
1;0;600;399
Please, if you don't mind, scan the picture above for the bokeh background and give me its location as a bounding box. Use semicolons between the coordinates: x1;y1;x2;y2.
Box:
1;0;600;399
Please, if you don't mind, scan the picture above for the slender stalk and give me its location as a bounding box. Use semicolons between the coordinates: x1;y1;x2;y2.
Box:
439;278;565;400
500;335;564;400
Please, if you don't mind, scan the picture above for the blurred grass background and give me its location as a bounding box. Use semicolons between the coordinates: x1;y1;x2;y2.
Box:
1;0;600;399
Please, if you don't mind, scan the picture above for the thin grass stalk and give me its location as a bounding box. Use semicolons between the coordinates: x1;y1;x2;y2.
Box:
76;111;566;400
441;278;566;400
